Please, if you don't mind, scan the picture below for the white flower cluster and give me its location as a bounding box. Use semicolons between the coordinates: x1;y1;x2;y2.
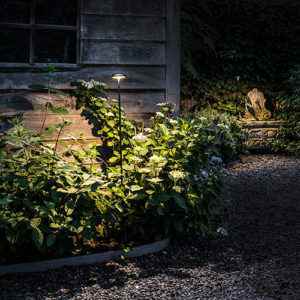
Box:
169;119;178;125
80;80;106;90
169;170;186;180
157;102;171;107
149;154;167;166
144;128;153;134
210;156;223;166
217;227;229;237
133;133;148;143
193;169;209;182
155;112;165;118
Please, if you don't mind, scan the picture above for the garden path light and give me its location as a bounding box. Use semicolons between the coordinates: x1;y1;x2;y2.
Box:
112;73;127;183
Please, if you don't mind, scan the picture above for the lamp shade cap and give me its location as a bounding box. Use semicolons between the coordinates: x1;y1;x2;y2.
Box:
112;73;127;82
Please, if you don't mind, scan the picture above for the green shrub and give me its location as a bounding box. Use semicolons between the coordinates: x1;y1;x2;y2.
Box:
0;119;111;261
194;109;246;160
181;1;300;100
182;77;251;116
272;97;300;156
271;66;300;156
0;81;244;263
181;1;300;121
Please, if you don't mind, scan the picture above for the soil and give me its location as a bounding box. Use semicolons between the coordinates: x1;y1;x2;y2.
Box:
0;155;299;300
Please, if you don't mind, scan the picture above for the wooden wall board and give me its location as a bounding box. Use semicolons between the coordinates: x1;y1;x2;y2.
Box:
82;0;166;16
0;91;165;114
81;41;165;65
0;0;180;127
108;91;165;113
166;0;181;110
22;112;95;140
0;66;166;90
82;15;166;41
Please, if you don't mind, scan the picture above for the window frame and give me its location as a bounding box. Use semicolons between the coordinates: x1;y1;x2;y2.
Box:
0;0;81;68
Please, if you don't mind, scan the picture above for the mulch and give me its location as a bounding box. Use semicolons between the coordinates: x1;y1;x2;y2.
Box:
1;155;299;300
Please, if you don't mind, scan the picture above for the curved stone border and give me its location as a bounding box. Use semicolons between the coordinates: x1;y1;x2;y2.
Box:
0;239;170;276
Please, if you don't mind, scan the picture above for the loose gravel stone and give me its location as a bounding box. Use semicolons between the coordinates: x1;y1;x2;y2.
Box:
0;155;299;300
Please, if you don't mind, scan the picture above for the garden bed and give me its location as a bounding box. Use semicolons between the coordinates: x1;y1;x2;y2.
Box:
0;82;245;268
1;155;299;299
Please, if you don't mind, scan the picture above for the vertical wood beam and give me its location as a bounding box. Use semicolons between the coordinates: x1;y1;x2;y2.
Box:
77;0;82;64
166;0;181;111
29;0;36;64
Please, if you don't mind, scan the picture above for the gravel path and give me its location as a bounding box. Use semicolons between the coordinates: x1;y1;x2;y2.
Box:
1;155;299;300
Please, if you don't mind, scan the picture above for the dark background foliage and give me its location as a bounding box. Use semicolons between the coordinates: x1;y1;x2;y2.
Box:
181;0;300;115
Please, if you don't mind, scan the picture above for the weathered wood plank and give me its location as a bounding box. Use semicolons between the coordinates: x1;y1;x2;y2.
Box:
22;112;96;140
0;66;166;90
82;15;165;41
0;89;165;140
81;41;165;65
0;0;179;121
108;92;165;113
83;0;166;16
0;91;165;116
166;0;181;111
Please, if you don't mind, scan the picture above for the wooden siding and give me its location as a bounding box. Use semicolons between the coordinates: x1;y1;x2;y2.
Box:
166;0;181;111
108;92;165;113
81;41;165;65
22;112;96;140
0;0;180;127
81;15;165;41
0;67;165;90
0;91;165;116
80;1;167;67
82;0;166;16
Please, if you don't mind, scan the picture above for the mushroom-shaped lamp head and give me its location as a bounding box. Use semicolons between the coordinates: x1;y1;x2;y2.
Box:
112;73;127;84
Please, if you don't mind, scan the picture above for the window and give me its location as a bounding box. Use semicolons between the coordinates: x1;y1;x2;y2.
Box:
0;0;78;64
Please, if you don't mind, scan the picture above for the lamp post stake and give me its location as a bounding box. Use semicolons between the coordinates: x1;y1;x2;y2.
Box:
112;74;127;184
117;79;123;181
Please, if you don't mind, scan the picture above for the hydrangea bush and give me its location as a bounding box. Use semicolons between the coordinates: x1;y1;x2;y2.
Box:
0;81;244;263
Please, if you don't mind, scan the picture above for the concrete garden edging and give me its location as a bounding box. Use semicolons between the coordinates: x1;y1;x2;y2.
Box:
0;238;170;276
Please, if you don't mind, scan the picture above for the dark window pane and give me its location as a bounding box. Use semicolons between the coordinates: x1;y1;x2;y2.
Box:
36;0;77;26
0;28;30;62
34;30;76;63
0;0;31;24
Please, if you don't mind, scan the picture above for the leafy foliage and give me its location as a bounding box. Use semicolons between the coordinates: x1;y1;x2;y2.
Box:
0;119;110;262
181;0;300;115
72;80;135;166
271;66;300;156
0;81;244;263
183;79;251;116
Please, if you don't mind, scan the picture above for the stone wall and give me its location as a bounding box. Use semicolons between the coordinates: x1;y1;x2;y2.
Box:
242;120;285;151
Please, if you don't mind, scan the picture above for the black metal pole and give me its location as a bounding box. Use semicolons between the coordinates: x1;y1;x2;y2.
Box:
117;80;123;183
